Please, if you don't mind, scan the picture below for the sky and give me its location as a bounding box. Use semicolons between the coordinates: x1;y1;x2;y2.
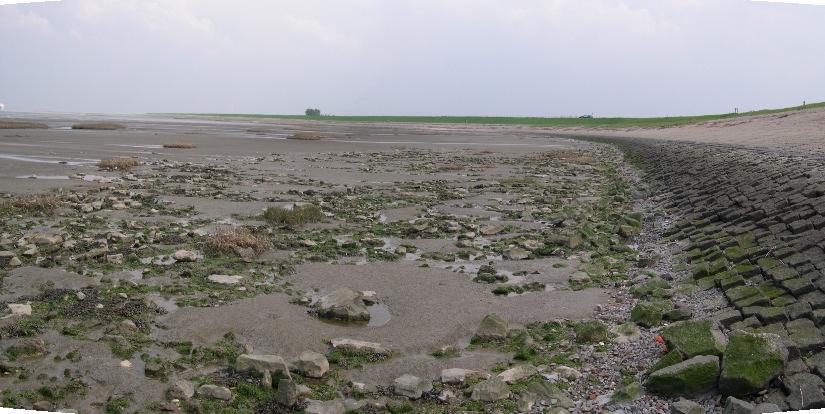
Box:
1;0;824;117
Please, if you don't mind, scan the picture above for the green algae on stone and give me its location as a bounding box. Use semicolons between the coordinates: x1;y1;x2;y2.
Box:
719;330;787;396
646;355;720;396
662;320;726;358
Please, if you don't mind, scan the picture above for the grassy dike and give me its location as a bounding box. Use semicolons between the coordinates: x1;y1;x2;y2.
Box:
171;101;825;129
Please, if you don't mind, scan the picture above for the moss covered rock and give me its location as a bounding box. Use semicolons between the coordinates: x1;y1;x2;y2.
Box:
719;330;788;396
630;300;672;328
646;355;720;396
662;320;726;358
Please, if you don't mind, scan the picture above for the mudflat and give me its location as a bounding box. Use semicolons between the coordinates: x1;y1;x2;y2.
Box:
1;114;635;413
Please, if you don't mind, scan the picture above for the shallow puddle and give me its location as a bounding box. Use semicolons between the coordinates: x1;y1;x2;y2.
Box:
366;303;391;327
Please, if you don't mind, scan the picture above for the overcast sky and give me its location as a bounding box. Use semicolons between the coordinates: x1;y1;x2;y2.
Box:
1;0;823;116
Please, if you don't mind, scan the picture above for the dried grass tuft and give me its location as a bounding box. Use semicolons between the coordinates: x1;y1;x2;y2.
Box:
98;158;139;171
205;227;271;255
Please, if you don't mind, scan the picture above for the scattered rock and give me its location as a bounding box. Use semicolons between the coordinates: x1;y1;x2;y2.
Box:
393;374;432;399
671;397;704;414
723;396;754;414
314;288;370;321
646;355;720;396
304;399;346;414
236;354;290;378
169;380;195;400
207;274;243;285
329;338;388;355
275;379;299;406
295;351;329;378
5;303;32;317
471;377;511;402
197;384;232;401
497;364;538;384
173;250;199;262
441;368;485;384
474;313;508;340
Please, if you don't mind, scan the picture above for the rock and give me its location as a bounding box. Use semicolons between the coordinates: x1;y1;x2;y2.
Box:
497;364;538;384
173;250;199;262
295;351;329;378
630;301;668;328
441;368;485;384
314;288;370;321
646;355;720;396
569;271;591;287
197;384;232;401
438;389;458;403
144;359;165;378
207;274;243;285
612;382;642;402
671;398;704;414
275;379;299;406
393;374;432;399
480;224;505;236
169;380;195;400
504;247;530;260
471;376;510;402
75;291;86;300
553;365;582;381
236;354;290;378
662;320;726;358
783;372;825;410
723;397;753;414
329;338;388;355
27;233;62;246
474;313;508;340
106;254;124;265
304;399;346;414
719;330;787;396
6;303;32;317
0;251;21;267
752;403;781;413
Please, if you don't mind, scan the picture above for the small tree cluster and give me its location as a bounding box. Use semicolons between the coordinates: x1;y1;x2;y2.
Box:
304;108;321;116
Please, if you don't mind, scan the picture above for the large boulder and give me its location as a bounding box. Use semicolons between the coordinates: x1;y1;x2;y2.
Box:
719;330;787;396
314;288;370;321
662;320;726;358
646;355;720;396
473;314;508;340
393;374;432;399
471;377;511;402
236;354;290;378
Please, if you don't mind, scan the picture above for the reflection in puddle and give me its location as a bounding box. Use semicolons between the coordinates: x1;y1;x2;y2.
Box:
367;304;391;327
0;154;98;165
16;175;70;180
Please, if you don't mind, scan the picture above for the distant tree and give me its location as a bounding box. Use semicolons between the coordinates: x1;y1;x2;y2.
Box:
305;108;321;116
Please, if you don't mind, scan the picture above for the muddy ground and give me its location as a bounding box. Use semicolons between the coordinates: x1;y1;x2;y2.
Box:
1;114;645;413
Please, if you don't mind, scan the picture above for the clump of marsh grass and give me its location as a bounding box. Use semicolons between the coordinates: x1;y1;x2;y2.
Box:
162;143;197;149
98;158;139;171
71;122;127;130
287;132;327;141
2;194;60;215
0;120;48;129
205;227;271;256
263;204;324;226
